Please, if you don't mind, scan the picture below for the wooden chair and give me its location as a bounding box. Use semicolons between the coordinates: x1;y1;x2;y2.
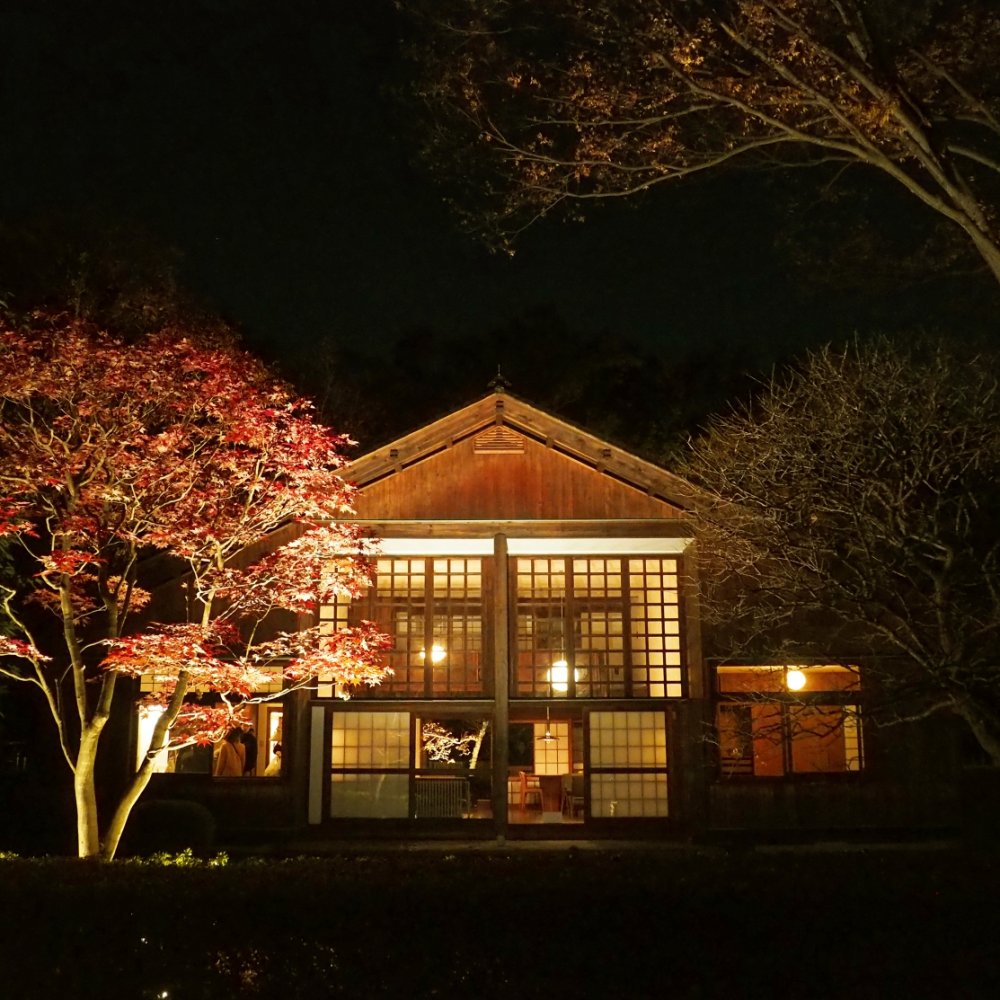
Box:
519;770;542;810
562;774;585;818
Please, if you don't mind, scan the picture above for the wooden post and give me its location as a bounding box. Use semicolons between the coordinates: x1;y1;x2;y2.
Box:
492;532;510;840
682;543;705;699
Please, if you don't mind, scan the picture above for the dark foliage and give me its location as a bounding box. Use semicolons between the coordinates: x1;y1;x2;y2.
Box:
1;848;999;998
119;799;218;859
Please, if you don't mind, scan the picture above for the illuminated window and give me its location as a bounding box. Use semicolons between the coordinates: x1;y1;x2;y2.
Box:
327;710;491;819
533;720;570;775
589;710;668;817
414;715;491;819
628;558;683;698
514;556;683;698
330;711;409;817
135;673;283;778
715;666;863;777
330;557;485;698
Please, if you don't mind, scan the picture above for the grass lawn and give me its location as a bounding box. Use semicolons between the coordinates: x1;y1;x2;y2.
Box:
2;844;998;998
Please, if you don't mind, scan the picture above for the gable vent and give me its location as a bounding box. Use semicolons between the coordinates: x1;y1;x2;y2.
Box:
474;425;525;454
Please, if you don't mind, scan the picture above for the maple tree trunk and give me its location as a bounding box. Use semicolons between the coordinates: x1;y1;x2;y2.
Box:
74;728;102;859
101;674;189;861
101;769;155;862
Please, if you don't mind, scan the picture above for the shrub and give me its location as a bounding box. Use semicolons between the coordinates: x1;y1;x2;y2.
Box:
119;798;216;858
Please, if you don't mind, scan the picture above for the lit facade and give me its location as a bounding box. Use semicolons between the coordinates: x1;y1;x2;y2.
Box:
136;391;961;843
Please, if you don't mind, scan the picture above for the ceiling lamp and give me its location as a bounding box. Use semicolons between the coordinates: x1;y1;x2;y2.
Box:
549;658;570;694
419;644;447;665
537;707;559;743
785;668;807;691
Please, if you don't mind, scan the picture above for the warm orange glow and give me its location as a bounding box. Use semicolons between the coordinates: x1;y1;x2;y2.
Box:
786;668;807;691
549;659;569;692
419;644;447;665
136;705;169;773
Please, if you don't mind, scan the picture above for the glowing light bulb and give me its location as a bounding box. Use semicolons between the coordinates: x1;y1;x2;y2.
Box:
786;668;807;691
549;659;569;693
419;644;447;665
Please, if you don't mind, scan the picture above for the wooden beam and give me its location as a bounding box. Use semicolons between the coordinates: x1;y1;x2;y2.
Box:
492;532;510;841
337;518;695;539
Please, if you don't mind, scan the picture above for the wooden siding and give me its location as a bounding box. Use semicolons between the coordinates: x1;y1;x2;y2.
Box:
707;780;960;834
344;393;697;511
353;433;682;520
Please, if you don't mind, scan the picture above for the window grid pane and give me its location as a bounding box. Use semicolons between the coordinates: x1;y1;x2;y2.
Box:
789;705;863;774
430;558;483;696
515;556;682;699
574;559;626;698
515;558;567;697
331;710;409;770
533;722;570;774
590;772;668;818
377;558;426;696
628;558;683;698
356;557;486;699
589;711;669;818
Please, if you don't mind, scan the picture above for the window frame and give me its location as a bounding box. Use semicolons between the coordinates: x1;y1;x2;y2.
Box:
511;554;685;700
343;555;491;699
713;665;864;779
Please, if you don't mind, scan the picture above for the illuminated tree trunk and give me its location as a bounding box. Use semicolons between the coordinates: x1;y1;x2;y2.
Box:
963;226;1000;289
74;728;103;859
0;316;390;863
469;720;489;770
101;764;153;862
100;676;190;861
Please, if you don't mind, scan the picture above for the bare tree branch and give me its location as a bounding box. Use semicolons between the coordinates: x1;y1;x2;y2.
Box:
683;336;1000;763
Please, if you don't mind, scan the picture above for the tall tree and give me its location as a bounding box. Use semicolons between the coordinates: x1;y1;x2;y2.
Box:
0;213;207;337
0;314;390;859
682;338;1000;764
296;312;757;462
404;1;1000;280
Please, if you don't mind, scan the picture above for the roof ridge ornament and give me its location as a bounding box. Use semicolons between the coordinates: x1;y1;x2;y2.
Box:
488;365;512;394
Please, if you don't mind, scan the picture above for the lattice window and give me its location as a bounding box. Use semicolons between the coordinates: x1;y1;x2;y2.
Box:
317;590;350;698
515;558;567;697
514;556;683;698
330;710;410;817
588;710;668;817
629;558;683;698
533;721;570;775
336;557;485;699
430;558;483;696
574;560;625;698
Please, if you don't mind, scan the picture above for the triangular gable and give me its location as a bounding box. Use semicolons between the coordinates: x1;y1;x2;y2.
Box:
343;391;696;521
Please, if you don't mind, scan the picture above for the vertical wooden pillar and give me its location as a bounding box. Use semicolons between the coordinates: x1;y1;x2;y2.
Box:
678;541;709;836
287;688;313;830
681;543;705;700
492;533;510;840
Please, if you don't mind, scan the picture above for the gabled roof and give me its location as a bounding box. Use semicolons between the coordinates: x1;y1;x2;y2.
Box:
343;390;695;513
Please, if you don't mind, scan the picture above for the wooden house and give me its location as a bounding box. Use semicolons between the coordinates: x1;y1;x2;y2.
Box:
135;389;963;846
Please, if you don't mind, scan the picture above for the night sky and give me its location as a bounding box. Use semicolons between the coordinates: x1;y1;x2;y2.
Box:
2;0;998;447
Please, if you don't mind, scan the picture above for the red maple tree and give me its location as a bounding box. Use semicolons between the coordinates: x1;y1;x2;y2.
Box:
0;313;391;859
